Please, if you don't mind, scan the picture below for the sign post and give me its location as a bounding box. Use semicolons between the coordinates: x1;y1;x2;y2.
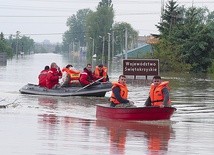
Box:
123;59;159;79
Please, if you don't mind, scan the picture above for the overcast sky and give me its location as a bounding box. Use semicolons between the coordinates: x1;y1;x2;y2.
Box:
1;0;213;43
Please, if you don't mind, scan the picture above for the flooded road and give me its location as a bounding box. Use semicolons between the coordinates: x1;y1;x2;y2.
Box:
1;53;214;155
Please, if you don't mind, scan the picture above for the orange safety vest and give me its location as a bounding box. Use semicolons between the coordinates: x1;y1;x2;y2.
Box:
149;81;171;106
94;66;108;79
110;82;128;104
62;67;80;81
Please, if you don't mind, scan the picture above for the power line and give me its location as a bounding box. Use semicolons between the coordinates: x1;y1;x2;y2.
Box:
3;28;158;37
0;12;160;18
0;15;69;17
4;33;64;36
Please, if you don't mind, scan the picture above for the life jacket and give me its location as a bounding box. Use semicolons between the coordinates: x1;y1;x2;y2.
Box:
62;67;80;81
110;82;128;104
149;81;171;106
94;66;108;80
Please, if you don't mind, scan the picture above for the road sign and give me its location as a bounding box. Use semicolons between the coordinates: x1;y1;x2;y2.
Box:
123;59;159;78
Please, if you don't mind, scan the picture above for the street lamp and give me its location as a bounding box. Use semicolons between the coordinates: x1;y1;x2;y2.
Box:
90;37;95;67
125;27;128;59
111;31;114;59
16;31;20;57
107;33;111;73
99;35;105;64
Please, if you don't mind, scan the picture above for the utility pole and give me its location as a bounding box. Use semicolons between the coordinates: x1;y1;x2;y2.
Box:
102;36;105;64
111;31;114;60
16;31;20;57
192;0;194;7
90;37;95;67
161;0;164;22
125;27;128;59
107;33;111;72
99;35;105;64
69;43;72;53
72;41;74;52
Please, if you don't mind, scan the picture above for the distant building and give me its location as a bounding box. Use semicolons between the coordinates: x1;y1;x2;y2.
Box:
115;44;153;59
138;35;160;45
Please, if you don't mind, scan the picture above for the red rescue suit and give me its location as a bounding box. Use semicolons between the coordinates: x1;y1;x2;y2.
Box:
38;70;49;87
46;68;62;89
79;68;95;86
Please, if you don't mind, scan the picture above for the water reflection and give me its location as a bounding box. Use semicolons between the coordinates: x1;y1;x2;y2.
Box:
35;95;110;120
2;53;214;154
96;120;175;155
38;97;58;108
38;114;60;125
37;113;175;155
37;114;94;154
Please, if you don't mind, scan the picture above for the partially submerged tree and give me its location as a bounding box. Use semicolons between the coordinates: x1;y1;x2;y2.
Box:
62;0;139;64
62;9;92;52
86;0;114;64
0;32;13;57
153;0;214;73
112;22;138;57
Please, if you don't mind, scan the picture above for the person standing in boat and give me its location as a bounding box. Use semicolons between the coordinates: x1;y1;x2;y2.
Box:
46;62;62;89
110;75;135;107
38;65;49;87
145;75;171;107
61;64;80;87
93;64;109;82
79;63;96;86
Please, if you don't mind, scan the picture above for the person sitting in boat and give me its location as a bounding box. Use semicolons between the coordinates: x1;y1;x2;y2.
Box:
79;63;97;86
145;75;171;107
46;62;62;89
61;64;81;87
93;64;109;82
110;75;135;108
38;65;49;87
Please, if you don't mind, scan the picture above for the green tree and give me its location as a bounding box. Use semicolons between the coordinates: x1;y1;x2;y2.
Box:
173;7;214;72
153;0;186;71
34;44;47;53
155;0;214;73
54;44;61;53
203;11;214;73
150;39;191;72
0;33;13;57
156;0;183;37
62;9;92;52
5;34;35;55
86;0;114;64
112;22;138;57
19;36;34;54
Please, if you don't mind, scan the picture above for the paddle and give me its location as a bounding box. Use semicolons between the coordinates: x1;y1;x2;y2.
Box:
76;77;104;92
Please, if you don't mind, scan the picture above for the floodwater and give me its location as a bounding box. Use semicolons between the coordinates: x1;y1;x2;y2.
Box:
1;53;214;155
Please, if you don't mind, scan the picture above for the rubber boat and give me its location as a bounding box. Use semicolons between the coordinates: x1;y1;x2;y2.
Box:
19;82;112;97
96;104;176;121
